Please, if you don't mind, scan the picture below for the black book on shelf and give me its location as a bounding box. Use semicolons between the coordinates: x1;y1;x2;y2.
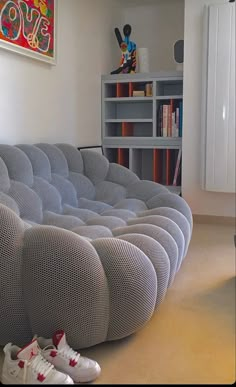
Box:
156;104;163;137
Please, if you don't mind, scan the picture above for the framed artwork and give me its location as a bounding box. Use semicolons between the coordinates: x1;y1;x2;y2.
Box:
0;0;56;64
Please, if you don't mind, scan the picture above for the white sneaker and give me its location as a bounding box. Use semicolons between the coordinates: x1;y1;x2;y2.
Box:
36;330;101;383
1;338;74;384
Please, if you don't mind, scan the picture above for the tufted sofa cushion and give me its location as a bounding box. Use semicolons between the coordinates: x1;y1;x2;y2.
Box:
0;143;193;349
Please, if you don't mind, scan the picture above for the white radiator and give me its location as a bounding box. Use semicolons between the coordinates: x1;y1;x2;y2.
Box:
201;2;235;193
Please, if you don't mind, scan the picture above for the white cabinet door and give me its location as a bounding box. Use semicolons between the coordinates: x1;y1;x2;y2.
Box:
203;3;235;193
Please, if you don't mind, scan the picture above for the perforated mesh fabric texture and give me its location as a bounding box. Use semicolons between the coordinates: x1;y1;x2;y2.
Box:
63;205;99;222
17;144;52;182
101;209;137;222
106;163;139;187
77;198;112;214
95;181;126;205
117;234;170;308
87;216;126;231
56;144;84;174
0;157;10;193
72;225;113;239
114;198;147;213
92;238;157;340
127;180;169;202
113;224;178;287
8;181;43;223
33;177;62;213
138;207;191;258
0;145;34;187
0;143;193;349
0;192;20;215
43;212;84;230
36;144;69;177
22;227;110;349
81;150;109;185
0;205;32;345
51;174;78;208
68;172;95;201
128;215;185;271
147;193;193;230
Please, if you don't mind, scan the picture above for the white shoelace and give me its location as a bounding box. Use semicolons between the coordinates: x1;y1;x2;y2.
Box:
59;344;80;364
23;353;54;383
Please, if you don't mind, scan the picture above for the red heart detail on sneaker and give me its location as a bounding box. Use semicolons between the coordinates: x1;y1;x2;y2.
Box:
69;359;77;367
37;373;46;382
53;330;65;348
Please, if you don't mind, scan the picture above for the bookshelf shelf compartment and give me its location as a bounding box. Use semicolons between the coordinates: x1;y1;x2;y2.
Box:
156;81;183;97
105;122;153;138
102;72;183;194
105;101;153;120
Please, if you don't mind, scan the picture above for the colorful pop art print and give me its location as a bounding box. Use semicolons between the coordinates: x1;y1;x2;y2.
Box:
0;0;56;64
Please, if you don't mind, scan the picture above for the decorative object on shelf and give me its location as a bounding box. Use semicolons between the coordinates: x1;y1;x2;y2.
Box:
137;47;150;73
111;24;137;74
145;83;153;97
133;90;145;97
174;40;184;72
0;0;56;64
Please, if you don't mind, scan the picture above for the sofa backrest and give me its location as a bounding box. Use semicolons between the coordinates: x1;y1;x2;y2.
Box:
0;143;142;224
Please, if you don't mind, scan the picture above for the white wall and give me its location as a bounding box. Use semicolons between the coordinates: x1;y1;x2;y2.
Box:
0;0;121;147
118;0;184;72
182;0;235;217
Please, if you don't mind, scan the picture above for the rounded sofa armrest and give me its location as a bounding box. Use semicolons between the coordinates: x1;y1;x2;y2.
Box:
0;203;158;350
147;192;193;230
22;227;157;349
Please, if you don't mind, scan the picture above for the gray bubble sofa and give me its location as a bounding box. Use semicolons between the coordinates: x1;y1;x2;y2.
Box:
0;143;192;349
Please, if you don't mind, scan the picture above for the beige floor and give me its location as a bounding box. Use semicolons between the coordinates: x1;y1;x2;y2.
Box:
0;222;235;384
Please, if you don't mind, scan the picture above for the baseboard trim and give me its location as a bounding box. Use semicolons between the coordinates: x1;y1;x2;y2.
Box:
193;214;235;226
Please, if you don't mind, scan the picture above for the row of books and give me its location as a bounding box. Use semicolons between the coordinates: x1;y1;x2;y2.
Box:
157;100;183;138
116;148;182;187
153;149;182;186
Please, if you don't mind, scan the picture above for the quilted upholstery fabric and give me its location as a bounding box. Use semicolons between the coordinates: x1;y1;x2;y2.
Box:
0;143;193;349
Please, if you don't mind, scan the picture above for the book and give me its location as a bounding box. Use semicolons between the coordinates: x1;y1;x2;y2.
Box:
133;90;145;97
173;149;182;186
167;105;171;137
153;149;162;183
168;99;174;137
129;82;134;97
162;105;168;137
172;112;176;137
166;149;171;185
145;83;153;97
179;101;183;137
156;104;162;136
176;107;180;137
122;122;133;136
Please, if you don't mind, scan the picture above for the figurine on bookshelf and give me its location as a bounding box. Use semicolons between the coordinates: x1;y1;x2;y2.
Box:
111;24;137;75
